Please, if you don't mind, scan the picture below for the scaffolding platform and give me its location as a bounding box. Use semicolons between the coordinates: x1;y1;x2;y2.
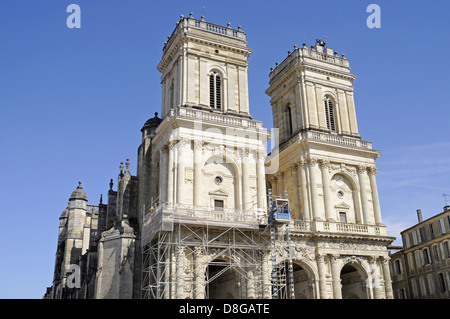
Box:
140;203;270;299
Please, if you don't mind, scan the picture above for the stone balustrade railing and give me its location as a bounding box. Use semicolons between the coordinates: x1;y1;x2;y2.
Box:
142;203;387;246
280;130;372;152
170;107;263;129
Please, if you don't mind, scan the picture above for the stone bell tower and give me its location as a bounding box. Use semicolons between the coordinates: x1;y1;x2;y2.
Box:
140;13;270;299
150;13;269;212
265;39;394;299
158;12;253;119
266;39;383;227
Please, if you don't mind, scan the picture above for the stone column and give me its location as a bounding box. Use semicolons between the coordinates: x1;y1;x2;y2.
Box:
330;254;342;299
277;171;285;197
357;165;371;224
159;147;168;203
193;140;203;207
256;151;267;211
319;159;334;221
369;256;382;299
317;254;328;299
308;157;321;220
290;163;301;219
247;269;256;299
381;256;394;299
368;166;383;225
177;138;185;204
242;148;251;211
299;158;310;221
270;177;278;200
262;254;271;299
167;141;175;205
164;253;171;299
194;247;205;299
176;246;185;299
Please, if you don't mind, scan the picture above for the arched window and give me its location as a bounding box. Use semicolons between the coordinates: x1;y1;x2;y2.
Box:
285;104;293;136
324;96;336;132
209;71;222;109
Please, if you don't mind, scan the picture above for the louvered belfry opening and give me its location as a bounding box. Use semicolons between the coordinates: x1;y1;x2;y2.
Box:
209;71;221;109
286;105;293;136
324;97;336;132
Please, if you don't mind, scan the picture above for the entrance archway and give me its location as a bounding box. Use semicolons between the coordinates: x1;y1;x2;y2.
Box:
275;261;316;299
340;264;367;299
205;259;238;299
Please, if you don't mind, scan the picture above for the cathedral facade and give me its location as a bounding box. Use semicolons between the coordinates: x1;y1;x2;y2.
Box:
45;14;395;299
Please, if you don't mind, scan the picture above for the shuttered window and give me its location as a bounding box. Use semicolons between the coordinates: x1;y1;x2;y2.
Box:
324;97;336;131
440;218;446;234
209;71;221;109
286;105;293;136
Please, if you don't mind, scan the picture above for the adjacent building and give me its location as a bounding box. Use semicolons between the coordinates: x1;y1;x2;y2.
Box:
390;206;450;299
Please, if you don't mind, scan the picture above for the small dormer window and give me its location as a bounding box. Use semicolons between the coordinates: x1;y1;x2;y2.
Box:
324;96;336;132
209;71;222;109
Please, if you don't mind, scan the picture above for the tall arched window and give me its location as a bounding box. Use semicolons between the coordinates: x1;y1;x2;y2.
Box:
324;96;336;132
285;104;293;136
209;71;222;109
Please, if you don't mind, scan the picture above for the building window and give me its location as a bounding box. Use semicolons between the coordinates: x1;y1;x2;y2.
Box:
430;223;435;239
433;245;440;262
423;248;431;265
397;289;407;299
209;71;222;109
438;273;447;293
214;199;224;211
419;227;426;242
339;212;347;223
395;259;403;275
439;218;446;234
443;241;450;259
324;96;336;132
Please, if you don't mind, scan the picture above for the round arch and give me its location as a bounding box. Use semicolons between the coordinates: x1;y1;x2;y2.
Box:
204;257;239;299
322;91;338;102
275;258;319;299
330;171;362;223
207;65;227;79
330;170;359;191
338;258;371;299
204;153;241;176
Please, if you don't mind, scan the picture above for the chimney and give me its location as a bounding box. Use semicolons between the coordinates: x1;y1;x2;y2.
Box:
417;209;423;223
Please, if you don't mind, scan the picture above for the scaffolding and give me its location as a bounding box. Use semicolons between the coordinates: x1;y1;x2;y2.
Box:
267;189;295;299
141;203;270;299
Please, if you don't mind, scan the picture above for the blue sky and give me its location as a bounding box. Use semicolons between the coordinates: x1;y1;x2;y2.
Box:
1;0;449;298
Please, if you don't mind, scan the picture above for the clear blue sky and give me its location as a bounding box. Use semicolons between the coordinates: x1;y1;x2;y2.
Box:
1;0;449;298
